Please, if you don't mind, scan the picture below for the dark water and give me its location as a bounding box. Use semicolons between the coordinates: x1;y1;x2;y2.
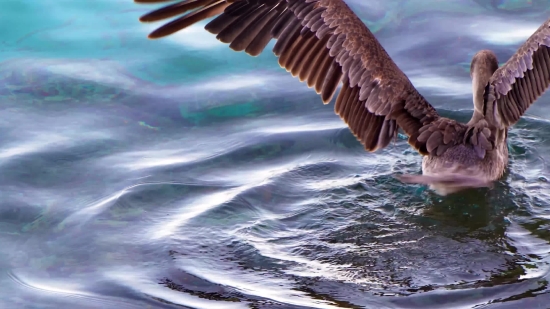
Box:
3;0;550;308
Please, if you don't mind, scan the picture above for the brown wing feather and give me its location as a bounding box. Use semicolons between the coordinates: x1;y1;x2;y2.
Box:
136;0;446;154
485;18;550;128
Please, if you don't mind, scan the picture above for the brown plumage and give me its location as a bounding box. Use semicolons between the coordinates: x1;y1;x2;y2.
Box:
135;0;550;195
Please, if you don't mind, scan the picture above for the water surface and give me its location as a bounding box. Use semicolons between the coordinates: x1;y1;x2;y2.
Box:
2;0;550;308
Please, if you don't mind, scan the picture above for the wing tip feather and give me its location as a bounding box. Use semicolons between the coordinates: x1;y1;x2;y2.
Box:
147;31;166;39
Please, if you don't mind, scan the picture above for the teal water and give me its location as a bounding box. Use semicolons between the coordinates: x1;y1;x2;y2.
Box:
3;0;550;308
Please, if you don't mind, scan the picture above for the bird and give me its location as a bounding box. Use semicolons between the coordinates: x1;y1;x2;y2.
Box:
134;0;550;195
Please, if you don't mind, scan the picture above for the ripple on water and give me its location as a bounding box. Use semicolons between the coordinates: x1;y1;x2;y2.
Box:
12;112;545;308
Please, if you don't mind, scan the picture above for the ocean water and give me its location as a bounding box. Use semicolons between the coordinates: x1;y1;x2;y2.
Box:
2;0;550;308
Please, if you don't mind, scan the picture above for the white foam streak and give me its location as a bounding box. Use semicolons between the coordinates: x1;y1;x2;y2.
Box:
191;74;269;91
0;134;66;160
410;73;471;97
149;162;301;239
112;148;208;171
0;131;109;161
9;271;92;297
305;175;365;191
180;263;345;309
107;269;247;309
58;183;143;228
257;120;346;134
469;19;540;45
245;232;353;279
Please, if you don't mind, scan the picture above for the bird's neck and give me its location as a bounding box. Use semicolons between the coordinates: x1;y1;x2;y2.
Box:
468;73;488;125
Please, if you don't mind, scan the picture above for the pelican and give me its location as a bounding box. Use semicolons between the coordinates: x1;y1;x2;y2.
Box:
135;0;550;195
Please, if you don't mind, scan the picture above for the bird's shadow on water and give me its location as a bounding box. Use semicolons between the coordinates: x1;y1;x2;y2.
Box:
413;187;509;231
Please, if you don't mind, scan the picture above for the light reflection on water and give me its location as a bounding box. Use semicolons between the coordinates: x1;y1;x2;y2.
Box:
2;0;550;308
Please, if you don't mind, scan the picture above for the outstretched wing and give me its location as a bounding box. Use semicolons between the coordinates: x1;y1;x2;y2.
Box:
136;0;443;154
484;17;550;128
